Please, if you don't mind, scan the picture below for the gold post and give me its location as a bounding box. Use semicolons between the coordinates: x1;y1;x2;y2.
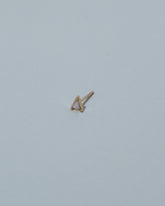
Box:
81;91;94;103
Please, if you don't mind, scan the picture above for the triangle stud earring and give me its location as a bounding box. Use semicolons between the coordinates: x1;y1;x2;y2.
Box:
71;91;94;112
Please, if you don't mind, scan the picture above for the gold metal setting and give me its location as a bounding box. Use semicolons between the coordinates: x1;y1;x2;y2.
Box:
71;91;94;112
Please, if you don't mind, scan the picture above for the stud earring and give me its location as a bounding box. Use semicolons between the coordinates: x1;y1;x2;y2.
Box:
71;91;94;112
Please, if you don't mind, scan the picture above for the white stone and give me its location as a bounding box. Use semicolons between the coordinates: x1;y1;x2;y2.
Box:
72;100;80;110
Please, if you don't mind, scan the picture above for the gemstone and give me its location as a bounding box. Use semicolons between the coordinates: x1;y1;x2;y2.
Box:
72;100;80;110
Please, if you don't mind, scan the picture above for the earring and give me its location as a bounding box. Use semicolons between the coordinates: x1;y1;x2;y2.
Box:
71;91;94;112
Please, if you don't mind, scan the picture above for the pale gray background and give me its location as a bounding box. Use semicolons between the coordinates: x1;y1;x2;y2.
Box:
0;0;165;205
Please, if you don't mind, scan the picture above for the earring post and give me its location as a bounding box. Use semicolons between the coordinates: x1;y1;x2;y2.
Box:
81;91;94;102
